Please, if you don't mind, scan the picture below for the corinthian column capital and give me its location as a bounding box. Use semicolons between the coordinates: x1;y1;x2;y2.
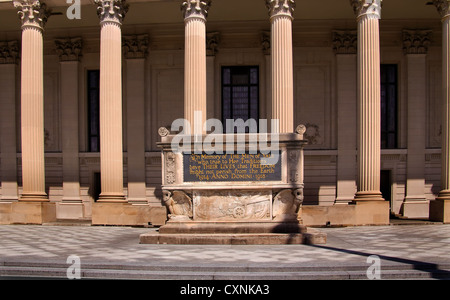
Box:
434;0;450;20
55;37;82;61
181;0;211;21
13;0;51;30
266;0;295;20
95;0;129;26
0;41;20;64
350;0;382;20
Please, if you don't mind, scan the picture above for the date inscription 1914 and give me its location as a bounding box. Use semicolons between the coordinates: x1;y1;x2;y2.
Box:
183;152;281;182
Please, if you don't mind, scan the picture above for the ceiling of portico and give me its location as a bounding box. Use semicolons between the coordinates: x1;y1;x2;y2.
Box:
0;0;441;33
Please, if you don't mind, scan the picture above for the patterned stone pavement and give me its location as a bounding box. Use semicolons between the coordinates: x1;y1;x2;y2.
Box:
0;224;449;269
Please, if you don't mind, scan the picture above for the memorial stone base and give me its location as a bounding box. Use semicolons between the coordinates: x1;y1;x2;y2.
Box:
139;128;327;245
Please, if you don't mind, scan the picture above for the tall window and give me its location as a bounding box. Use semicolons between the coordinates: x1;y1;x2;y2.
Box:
87;70;100;152
222;66;259;132
381;64;398;149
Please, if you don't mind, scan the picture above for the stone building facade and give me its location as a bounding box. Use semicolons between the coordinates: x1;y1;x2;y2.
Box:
0;0;449;226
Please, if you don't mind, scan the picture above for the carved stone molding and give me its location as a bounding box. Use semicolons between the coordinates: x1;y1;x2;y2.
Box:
54;37;82;62
206;32;220;56
261;31;271;55
13;0;51;30
122;34;149;59
95;0;129;25
434;0;450;19
181;0;211;21
332;30;357;54
402;30;432;55
266;0;295;19
350;0;382;20
0;41;20;64
273;189;302;221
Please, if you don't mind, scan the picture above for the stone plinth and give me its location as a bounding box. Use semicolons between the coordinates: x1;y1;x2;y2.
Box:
140;128;327;244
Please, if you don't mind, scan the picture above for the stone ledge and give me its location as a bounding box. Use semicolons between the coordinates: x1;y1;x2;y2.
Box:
140;232;326;245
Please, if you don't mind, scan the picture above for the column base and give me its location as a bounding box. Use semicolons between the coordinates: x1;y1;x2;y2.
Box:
353;191;384;202
97;193;127;203
1;201;56;224
402;197;429;219
430;191;450;223
19;192;48;202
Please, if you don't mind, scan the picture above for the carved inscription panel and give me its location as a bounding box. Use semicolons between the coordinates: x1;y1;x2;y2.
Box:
183;152;282;182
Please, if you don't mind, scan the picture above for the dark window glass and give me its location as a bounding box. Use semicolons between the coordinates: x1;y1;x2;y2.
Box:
222;66;259;133
87;70;100;152
380;64;398;149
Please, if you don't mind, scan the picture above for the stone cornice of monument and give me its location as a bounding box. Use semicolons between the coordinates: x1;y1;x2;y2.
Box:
0;40;20;64
95;0;129;26
54;37;82;62
332;30;357;55
402;29;432;55
265;0;295;20
13;0;51;31
122;34;149;59
350;0;382;20
181;0;211;21
434;0;450;20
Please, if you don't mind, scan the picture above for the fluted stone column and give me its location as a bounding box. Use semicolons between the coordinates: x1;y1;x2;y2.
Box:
431;0;450;222
351;0;384;202
182;0;210;134
95;0;128;203
123;34;148;205
14;0;51;201
402;30;431;218
266;0;295;134
55;37;84;218
0;41;19;202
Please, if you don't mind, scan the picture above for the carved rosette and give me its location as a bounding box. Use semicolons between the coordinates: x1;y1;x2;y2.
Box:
0;41;20;64
402;30;432;55
54;37;82;62
95;0;129;26
122;34;149;59
434;0;450;20
332;30;357;55
266;0;295;20
13;0;51;31
350;0;382;20
181;0;211;21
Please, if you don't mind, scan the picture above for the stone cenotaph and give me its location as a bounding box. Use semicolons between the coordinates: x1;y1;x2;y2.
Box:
140;124;326;245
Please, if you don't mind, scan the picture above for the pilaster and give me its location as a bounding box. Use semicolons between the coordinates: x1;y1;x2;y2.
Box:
333;30;357;205
14;0;51;201
266;0;295;134
123;34;148;205
95;0;128;202
0;41;19;202
402;29;431;218
55;37;84;218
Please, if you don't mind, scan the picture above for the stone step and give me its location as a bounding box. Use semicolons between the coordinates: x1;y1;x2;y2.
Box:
158;221;307;234
2;263;450;280
140;230;326;245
